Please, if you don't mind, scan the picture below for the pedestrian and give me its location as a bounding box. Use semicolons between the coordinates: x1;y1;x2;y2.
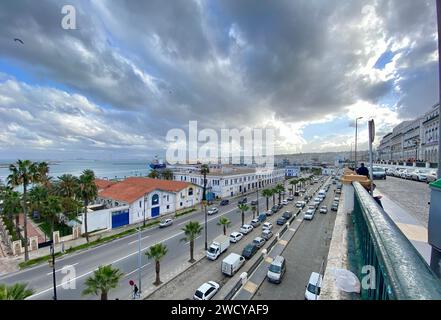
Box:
133;283;140;299
356;163;369;178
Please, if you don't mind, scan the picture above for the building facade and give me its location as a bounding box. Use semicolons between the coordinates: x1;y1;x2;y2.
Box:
81;178;202;233
172;165;285;198
377;103;439;163
285;166;300;177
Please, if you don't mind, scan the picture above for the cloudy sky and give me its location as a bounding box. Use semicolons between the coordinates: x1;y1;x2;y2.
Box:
0;0;438;160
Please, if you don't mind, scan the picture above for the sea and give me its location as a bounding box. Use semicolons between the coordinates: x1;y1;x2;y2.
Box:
0;159;152;184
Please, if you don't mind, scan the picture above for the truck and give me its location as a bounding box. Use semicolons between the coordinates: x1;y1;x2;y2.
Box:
221;253;246;276
206;235;230;260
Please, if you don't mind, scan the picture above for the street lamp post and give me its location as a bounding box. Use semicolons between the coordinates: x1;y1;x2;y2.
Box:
355;117;363;169
49;244;57;300
137;226;142;297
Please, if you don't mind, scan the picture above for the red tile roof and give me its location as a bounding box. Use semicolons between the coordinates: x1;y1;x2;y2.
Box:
98;177;192;203
95;179;117;190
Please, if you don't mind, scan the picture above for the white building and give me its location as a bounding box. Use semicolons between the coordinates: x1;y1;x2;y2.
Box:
172;165;285;198
81;178;202;233
285;166;300;177
422;103;440;164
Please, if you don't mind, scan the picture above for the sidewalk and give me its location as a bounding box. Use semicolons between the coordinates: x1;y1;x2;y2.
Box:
375;190;431;264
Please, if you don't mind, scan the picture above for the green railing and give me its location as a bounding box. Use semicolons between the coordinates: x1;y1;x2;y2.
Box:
352;181;441;300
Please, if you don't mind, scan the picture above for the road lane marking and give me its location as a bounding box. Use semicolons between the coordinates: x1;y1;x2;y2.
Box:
185;235;201;245
128;236;150;245
123;263;152;278
46;263;79;276
243;281;258;294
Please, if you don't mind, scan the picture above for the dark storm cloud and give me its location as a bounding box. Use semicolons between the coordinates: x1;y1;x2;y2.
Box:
0;0;438;157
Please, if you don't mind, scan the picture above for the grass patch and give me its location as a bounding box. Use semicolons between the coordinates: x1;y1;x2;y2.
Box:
175;208;196;218
39;221;72;237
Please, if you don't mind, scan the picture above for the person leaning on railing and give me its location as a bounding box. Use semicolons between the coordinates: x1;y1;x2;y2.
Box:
362;182;383;209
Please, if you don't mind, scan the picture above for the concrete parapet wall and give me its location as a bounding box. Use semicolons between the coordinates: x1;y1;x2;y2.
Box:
321;189;358;300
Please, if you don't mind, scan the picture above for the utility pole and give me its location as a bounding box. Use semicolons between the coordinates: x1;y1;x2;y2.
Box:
49;244;57;300
355;117;363;169
137;226;142;297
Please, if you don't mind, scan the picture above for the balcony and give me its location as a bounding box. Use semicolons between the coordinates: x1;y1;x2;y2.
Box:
321;172;441;300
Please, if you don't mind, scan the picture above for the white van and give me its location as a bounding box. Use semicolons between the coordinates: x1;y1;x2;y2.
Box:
305;272;322;300
221;253;246;276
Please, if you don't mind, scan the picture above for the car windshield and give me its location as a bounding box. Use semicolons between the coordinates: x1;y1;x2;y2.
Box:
195;290;204;299
307;284;320;295
208;247;216;253
269;264;281;273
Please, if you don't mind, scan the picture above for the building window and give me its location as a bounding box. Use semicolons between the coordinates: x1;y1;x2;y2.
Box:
188;187;193;196
152;194;159;206
167;205;170;210
180;202;183;206
139;201;142;208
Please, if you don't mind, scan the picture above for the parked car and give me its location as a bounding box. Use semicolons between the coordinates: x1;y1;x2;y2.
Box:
282;211;293;220
305;272;322;300
411;169;427;182
304;209;315;220
220;199;229;206
403;169;415;180
372;167;386;180
252;237;266;248
262;222;273;230
240;224;253;234
267;255;286;284
331;201;339;211
207;207;219;215
296;201;306;208
251;200;258;206
277;216;286;225
261;229;273;240
313;198;321;206
287;196;294;201
159;218;173;228
271;205;279;213
229;232;243;243
258;213;267;222
193;281;220;300
251;218;261;228
242;243;258;259
282;199;288;206
266;209;274;216
427;170;438;183
319;206;328;214
238;197;247;204
334;197;340;203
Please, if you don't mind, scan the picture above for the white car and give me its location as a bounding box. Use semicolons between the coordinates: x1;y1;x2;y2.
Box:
229;232;243;243
207;207;219;215
305;272;322;300
159;218;173;228
319;206;327;214
304;209;315;220
262;222;273;231
252;237;266;248
193;281;220;300
240;224;254;234
282;199;288;206
296;201;306;208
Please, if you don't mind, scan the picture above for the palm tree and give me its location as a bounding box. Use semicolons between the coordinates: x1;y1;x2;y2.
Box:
7;160;39;261
77;170;98;243
28;185;48;220
237;203;249;227
56;174;79;198
2;189;21;236
181;221;203;263
262;189;273;211
148;170;159;179
217;217;231;235
251;205;257;219
145;243;168;285
289;179;297;195
271;188;277;206
200;164;209;201
0;283;34;300
275;184;285;204
82;265;123;300
42;195;62;241
160;169;174;180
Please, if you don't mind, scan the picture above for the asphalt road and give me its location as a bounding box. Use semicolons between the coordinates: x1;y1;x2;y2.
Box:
0;182;282;300
253;182;337;300
148;179;326;300
374;176;430;228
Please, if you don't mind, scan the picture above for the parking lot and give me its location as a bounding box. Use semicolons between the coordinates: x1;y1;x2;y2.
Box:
375;176;430;228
